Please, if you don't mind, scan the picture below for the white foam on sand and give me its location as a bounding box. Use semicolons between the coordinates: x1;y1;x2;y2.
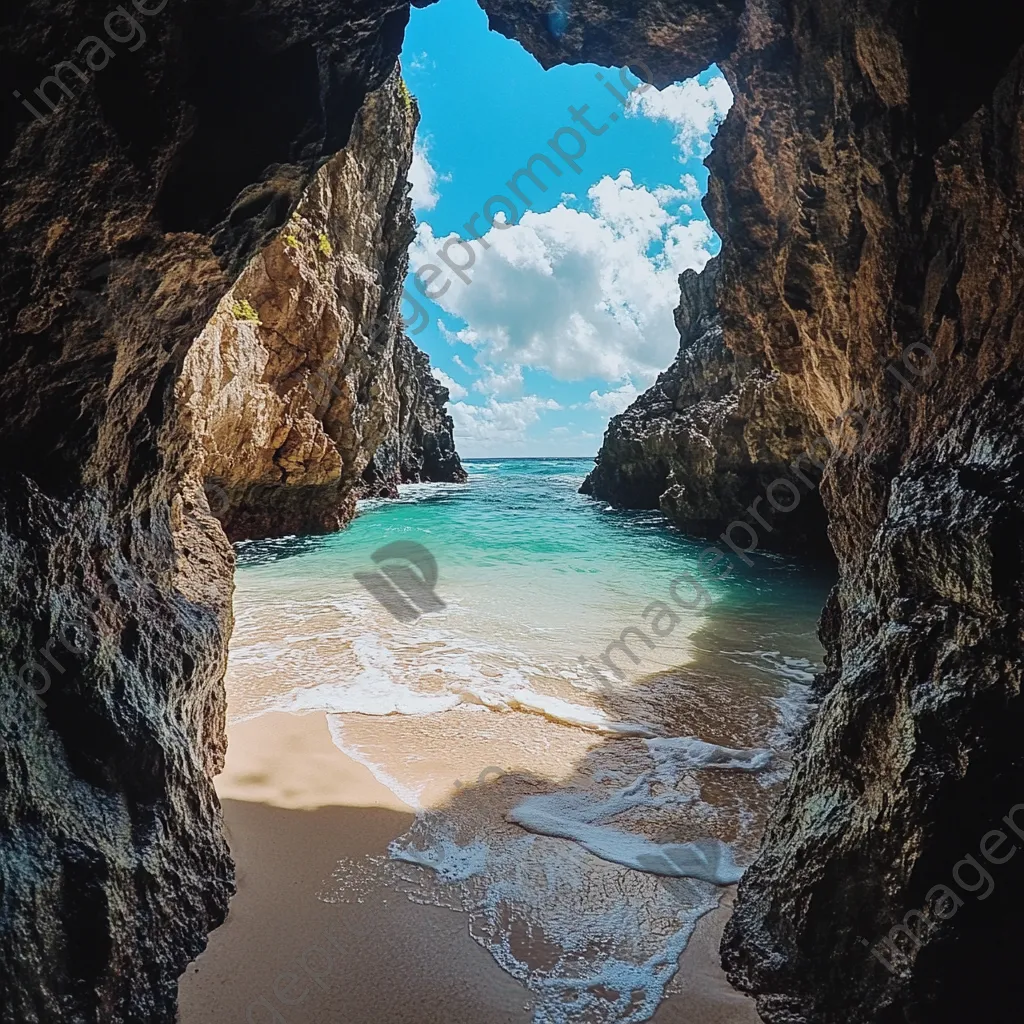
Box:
324;733;777;1023
719;648;816;687
388;832;490;883
527;898;719;1024
713;648;818;777
269;630;656;735
281;675;460;716
272;631;458;715
507;803;744;884
506;765;751;886
325;716;425;810
368;815;727;1024
765;673;816;747
644;736;773;777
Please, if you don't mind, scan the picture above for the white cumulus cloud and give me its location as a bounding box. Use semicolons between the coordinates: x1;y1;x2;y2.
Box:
449;395;561;454
430;367;467;399
473;364;524;396
629;75;733;157
409;138;443;211
409;171;715;383
589;381;640;415
679;173;701;200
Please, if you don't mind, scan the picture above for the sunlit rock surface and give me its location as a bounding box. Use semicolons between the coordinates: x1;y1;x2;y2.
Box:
580;256;827;552
180;71;464;541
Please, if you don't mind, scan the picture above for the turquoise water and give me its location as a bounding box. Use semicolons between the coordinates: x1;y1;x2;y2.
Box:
230;458;833;1024
235;458;830;699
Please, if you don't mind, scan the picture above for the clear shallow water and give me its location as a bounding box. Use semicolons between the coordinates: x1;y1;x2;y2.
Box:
229;458;834;1023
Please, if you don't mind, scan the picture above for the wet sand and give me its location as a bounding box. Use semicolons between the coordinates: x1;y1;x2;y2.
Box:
177;712;761;1024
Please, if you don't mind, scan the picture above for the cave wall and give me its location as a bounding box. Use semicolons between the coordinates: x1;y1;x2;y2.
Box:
0;1;409;1020
713;5;1024;1021
3;0;1023;1021
478;0;1024;1021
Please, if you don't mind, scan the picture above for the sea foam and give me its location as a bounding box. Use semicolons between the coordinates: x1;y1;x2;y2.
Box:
504;740;768;886
270;630;657;735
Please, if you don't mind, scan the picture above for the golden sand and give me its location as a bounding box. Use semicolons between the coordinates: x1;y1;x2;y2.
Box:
178;711;761;1024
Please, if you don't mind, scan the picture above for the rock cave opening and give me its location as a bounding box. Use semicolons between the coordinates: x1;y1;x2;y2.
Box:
2;1;1022;1023
174;7;846;1024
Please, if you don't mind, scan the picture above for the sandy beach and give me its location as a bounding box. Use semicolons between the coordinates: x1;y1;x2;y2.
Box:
178;711;760;1024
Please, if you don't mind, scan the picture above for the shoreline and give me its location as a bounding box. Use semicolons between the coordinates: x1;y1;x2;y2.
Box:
178;711;760;1024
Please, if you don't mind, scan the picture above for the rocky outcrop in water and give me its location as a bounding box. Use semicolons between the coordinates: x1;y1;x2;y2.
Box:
480;1;1024;1021
360;333;468;497
580;256;827;551
179;71;463;541
0;0;411;1019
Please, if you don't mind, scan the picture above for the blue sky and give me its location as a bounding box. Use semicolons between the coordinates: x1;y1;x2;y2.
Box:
400;0;731;457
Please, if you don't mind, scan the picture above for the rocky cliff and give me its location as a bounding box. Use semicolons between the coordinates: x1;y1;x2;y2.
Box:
179;71;464;541
361;332;468;497
0;1;412;1020
580;256;828;552
477;1;1024;1021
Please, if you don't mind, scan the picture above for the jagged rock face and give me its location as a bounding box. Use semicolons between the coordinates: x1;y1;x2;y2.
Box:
474;0;743;85
179;71;461;542
714;14;1024;1022
580;257;828;552
361;333;468;497
486;2;1024;1022
0;0;409;1020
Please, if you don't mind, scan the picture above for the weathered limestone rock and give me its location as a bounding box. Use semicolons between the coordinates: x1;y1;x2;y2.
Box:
179;70;462;541
580;256;827;552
